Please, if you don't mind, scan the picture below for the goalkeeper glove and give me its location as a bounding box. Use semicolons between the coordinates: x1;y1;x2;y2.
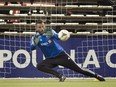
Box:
31;34;39;46
43;28;54;36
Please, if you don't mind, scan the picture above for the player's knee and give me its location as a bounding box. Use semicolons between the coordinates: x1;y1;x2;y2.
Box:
36;63;43;70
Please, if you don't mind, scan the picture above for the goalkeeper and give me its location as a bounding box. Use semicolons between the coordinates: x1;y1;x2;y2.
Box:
30;19;105;82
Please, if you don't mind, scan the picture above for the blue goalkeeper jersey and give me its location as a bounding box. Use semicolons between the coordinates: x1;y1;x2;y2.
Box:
30;29;64;58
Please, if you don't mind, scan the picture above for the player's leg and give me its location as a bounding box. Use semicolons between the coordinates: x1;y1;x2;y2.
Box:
62;58;105;81
36;59;65;82
58;52;105;81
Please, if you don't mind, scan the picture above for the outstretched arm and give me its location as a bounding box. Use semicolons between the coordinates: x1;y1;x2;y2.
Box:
52;30;60;40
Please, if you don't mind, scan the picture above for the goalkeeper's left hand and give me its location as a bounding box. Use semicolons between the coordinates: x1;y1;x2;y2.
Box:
43;28;54;36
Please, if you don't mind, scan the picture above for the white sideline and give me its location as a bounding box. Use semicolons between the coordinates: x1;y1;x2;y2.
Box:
0;77;115;80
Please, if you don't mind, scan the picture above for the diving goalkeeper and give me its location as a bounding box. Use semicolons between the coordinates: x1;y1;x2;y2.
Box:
30;19;105;82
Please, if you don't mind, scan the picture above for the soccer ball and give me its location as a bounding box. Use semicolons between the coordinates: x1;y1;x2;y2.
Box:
58;30;70;41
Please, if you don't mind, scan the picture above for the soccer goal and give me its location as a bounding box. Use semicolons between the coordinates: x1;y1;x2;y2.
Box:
0;0;116;78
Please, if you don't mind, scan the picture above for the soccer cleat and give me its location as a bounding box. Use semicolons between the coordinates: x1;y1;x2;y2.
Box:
59;75;66;82
96;75;105;81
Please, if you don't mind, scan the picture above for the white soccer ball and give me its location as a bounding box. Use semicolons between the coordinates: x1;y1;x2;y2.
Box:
58;30;70;41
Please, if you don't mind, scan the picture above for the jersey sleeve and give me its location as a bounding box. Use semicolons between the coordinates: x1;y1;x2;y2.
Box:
52;30;60;40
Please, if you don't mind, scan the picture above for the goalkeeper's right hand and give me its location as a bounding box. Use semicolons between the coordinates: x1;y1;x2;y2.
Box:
31;35;39;46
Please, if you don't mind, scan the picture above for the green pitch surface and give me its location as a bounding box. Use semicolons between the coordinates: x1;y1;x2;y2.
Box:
0;78;115;87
